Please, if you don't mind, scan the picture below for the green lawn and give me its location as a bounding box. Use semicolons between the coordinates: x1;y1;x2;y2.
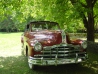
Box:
0;32;98;74
0;32;22;57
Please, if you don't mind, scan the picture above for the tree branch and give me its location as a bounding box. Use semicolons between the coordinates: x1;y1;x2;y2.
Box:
82;14;88;28
80;2;88;8
92;0;97;7
70;0;88;8
70;0;88;28
70;0;77;5
93;14;98;18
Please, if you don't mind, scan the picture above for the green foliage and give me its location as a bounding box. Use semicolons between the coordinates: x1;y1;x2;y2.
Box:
0;0;98;33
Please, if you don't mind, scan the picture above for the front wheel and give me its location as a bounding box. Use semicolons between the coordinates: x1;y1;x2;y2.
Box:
28;56;37;70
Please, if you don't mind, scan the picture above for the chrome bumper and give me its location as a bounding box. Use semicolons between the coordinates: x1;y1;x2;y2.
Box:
28;53;88;66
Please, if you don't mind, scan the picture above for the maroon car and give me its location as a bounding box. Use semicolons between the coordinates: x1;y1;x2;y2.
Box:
21;21;88;69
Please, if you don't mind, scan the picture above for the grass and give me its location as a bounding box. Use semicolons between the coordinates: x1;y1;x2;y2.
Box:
0;32;98;74
0;32;22;57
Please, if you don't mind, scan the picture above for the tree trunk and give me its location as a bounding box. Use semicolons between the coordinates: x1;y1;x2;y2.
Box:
70;0;97;42
87;12;95;42
86;0;95;42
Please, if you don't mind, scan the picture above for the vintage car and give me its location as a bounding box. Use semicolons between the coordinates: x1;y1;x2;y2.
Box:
21;21;88;70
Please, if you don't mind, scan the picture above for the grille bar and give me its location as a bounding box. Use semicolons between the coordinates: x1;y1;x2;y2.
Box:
34;45;85;59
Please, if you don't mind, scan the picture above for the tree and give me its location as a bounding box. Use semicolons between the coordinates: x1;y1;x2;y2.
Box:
0;0;98;42
0;0;35;32
39;0;98;42
40;0;71;28
70;0;97;42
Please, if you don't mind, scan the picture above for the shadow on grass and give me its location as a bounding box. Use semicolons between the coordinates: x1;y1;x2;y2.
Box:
0;55;98;74
35;63;98;74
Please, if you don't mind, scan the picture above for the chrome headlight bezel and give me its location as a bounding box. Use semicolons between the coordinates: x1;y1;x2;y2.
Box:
81;41;87;49
34;41;42;52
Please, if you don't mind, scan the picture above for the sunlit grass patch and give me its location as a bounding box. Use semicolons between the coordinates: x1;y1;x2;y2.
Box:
0;32;23;57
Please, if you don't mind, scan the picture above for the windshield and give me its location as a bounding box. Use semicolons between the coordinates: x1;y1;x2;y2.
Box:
31;23;60;31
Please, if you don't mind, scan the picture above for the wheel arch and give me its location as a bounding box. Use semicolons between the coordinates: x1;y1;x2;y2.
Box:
26;45;28;56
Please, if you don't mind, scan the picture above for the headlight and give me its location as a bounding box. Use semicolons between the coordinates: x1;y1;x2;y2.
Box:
34;41;42;51
81;41;87;49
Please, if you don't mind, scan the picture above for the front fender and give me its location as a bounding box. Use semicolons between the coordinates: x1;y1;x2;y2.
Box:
26;39;36;47
71;39;83;45
26;39;41;57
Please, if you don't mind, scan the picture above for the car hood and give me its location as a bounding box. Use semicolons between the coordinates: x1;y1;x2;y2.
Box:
29;30;62;46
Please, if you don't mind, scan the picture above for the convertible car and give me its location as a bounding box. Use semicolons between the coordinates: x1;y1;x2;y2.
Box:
21;21;88;70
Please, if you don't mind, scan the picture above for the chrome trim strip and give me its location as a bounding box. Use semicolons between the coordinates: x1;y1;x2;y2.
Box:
61;30;66;43
29;54;88;65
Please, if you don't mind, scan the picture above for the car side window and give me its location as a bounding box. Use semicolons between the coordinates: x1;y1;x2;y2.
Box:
32;25;36;31
25;24;30;32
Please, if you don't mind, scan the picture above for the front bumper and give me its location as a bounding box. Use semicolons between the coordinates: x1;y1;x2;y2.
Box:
28;53;88;66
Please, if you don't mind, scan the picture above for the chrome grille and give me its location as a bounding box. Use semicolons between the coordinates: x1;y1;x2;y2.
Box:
34;45;85;59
